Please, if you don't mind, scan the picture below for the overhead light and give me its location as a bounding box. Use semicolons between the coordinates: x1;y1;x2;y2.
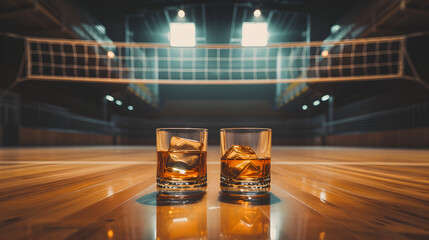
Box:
107;51;115;59
95;25;106;35
321;94;330;101
105;95;114;102
128;105;134;111
115;100;122;106
321;50;329;58
330;24;340;33
313;100;320;106
242;22;268;47
302;105;308;110
178;9;185;18
254;9;261;17
169;22;196;47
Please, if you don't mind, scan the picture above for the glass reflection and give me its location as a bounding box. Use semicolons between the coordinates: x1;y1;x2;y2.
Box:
220;201;270;239
156;196;207;240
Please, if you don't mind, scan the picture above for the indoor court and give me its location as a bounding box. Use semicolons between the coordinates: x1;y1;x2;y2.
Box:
1;146;429;239
1;0;429;239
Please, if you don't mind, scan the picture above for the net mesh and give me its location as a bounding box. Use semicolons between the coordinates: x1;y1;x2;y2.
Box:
22;36;405;84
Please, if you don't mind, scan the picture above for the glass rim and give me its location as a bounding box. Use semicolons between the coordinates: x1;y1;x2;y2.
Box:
220;127;271;132
156;127;208;132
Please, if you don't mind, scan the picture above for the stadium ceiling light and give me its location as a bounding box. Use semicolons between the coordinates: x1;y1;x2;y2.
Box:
107;51;115;59
321;94;330;101
178;9;185;18
254;9;261;17
313;100;320;106
331;24;340;33
128;105;134;111
242;22;268;47
169;22;196;47
302;105;308;110
105;95;114;102
115;100;122;106
321;50;329;58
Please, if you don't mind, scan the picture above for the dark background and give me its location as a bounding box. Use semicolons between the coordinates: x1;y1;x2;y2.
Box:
1;0;429;146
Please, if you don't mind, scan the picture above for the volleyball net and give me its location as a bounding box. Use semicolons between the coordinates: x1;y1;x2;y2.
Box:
18;36;408;84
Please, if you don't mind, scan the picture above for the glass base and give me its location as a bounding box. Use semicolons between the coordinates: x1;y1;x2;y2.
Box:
220;176;270;194
157;177;207;197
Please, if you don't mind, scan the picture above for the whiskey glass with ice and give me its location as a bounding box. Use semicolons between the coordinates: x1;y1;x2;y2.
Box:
220;128;271;196
156;128;207;197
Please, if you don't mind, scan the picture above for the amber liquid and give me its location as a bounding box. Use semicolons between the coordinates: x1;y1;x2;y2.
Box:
156;197;207;239
221;158;270;193
220;201;270;239
157;150;207;182
221;158;270;180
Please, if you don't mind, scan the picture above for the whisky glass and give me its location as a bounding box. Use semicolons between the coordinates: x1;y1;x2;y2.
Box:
156;128;207;197
220;128;271;195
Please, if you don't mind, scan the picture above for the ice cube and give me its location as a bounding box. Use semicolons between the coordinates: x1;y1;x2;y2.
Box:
222;145;258;160
236;161;261;178
169;136;203;151
224;160;261;179
166;152;200;174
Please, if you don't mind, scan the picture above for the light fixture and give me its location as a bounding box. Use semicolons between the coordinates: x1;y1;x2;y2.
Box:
107;51;115;59
330;24;340;33
115;100;122;106
105;95;114;102
321;94;330;101
169;22;196;47
302;105;308;110
242;22;268;47
254;9;261;17
321;50;329;58
313;100;320;106
128;105;134;111
178;9;185;18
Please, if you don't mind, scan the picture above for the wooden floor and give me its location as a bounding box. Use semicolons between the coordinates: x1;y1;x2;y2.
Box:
1;146;429;240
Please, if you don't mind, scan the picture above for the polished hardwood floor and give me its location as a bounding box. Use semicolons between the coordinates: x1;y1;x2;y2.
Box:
0;146;428;239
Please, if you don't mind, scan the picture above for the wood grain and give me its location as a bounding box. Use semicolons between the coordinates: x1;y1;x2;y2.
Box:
0;146;428;239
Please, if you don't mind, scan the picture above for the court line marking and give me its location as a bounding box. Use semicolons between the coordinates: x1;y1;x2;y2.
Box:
1;161;429;166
